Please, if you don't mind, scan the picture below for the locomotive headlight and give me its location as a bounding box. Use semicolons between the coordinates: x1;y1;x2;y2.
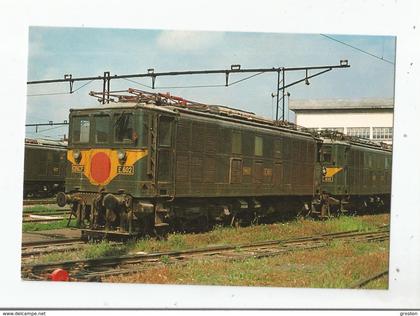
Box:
117;150;126;163
73;149;81;162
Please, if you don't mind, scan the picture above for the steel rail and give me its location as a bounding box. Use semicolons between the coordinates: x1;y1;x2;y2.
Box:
77;234;390;281
23;210;70;216
74;233;390;281
22;228;389;280
22;237;82;248
22;243;86;258
22;217;66;223
23;199;57;206
351;269;389;288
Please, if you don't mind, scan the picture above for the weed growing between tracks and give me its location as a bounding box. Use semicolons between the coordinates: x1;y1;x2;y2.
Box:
83;241;128;259
22;219;77;232
105;240;389;289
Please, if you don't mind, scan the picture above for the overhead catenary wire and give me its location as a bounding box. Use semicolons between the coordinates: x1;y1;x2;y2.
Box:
320;34;394;65
71;79;95;93
26;63;350;121
154;84;226;89
121;78;153;89
26;92;70;97
228;71;265;86
26;124;67;133
26;78;96;97
150;71;265;89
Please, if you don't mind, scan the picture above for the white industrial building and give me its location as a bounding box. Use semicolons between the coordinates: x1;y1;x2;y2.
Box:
288;98;394;144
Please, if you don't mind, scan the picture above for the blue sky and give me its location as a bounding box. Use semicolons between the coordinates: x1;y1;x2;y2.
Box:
26;27;396;140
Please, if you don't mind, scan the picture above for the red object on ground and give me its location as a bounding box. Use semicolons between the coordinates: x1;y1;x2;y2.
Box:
90;152;111;183
50;269;69;281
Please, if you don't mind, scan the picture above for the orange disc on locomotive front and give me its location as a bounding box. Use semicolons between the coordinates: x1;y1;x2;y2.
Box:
90;152;111;183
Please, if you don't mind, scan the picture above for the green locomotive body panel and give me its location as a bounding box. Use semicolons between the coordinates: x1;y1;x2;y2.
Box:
173;110;319;198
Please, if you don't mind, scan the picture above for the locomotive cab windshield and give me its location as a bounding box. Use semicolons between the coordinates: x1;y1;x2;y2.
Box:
70;110;145;147
114;112;138;144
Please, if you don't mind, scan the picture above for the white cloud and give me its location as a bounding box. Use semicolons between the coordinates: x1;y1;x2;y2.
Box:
156;30;225;52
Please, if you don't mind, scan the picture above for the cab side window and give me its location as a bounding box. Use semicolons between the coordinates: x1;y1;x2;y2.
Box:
72;116;90;143
322;147;332;163
158;116;173;146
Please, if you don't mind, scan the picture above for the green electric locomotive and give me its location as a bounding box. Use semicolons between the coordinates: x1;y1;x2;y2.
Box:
56;89;392;239
24;138;67;198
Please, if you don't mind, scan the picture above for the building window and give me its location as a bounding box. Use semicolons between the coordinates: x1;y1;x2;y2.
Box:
321;127;344;133
372;127;393;140
347;127;370;139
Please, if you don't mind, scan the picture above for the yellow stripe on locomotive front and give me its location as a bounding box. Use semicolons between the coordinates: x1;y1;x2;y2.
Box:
67;149;148;186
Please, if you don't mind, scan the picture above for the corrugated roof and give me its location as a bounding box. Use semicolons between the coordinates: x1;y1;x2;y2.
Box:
289;98;394;111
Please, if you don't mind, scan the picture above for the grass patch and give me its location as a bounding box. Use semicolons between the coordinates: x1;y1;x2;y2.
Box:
128;214;388;255
22;219;77;232
324;215;377;232
35;251;81;264
26;214;389;269
82;241;128;259
23;204;71;212
105;240;389;289
32;241;131;264
100;214;389;289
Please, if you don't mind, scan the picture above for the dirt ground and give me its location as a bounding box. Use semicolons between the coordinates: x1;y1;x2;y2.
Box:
22;228;81;243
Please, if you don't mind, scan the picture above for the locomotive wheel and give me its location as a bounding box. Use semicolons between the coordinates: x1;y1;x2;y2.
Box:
154;226;169;240
230;214;240;228
251;212;260;226
320;203;331;219
297;202;313;219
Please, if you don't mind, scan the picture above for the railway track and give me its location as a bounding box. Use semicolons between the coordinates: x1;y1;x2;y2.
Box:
23;199;57;206
23;209;70;215
22;217;67;224
22;238;85;258
351;269;389;288
21;227;389;282
22;209;71;223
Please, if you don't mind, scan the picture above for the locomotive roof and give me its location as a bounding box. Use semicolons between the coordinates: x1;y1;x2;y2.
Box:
71;89;392;152
319;133;392;152
70;101;320;139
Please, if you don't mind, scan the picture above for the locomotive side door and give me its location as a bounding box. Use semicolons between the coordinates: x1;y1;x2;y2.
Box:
156;114;176;197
